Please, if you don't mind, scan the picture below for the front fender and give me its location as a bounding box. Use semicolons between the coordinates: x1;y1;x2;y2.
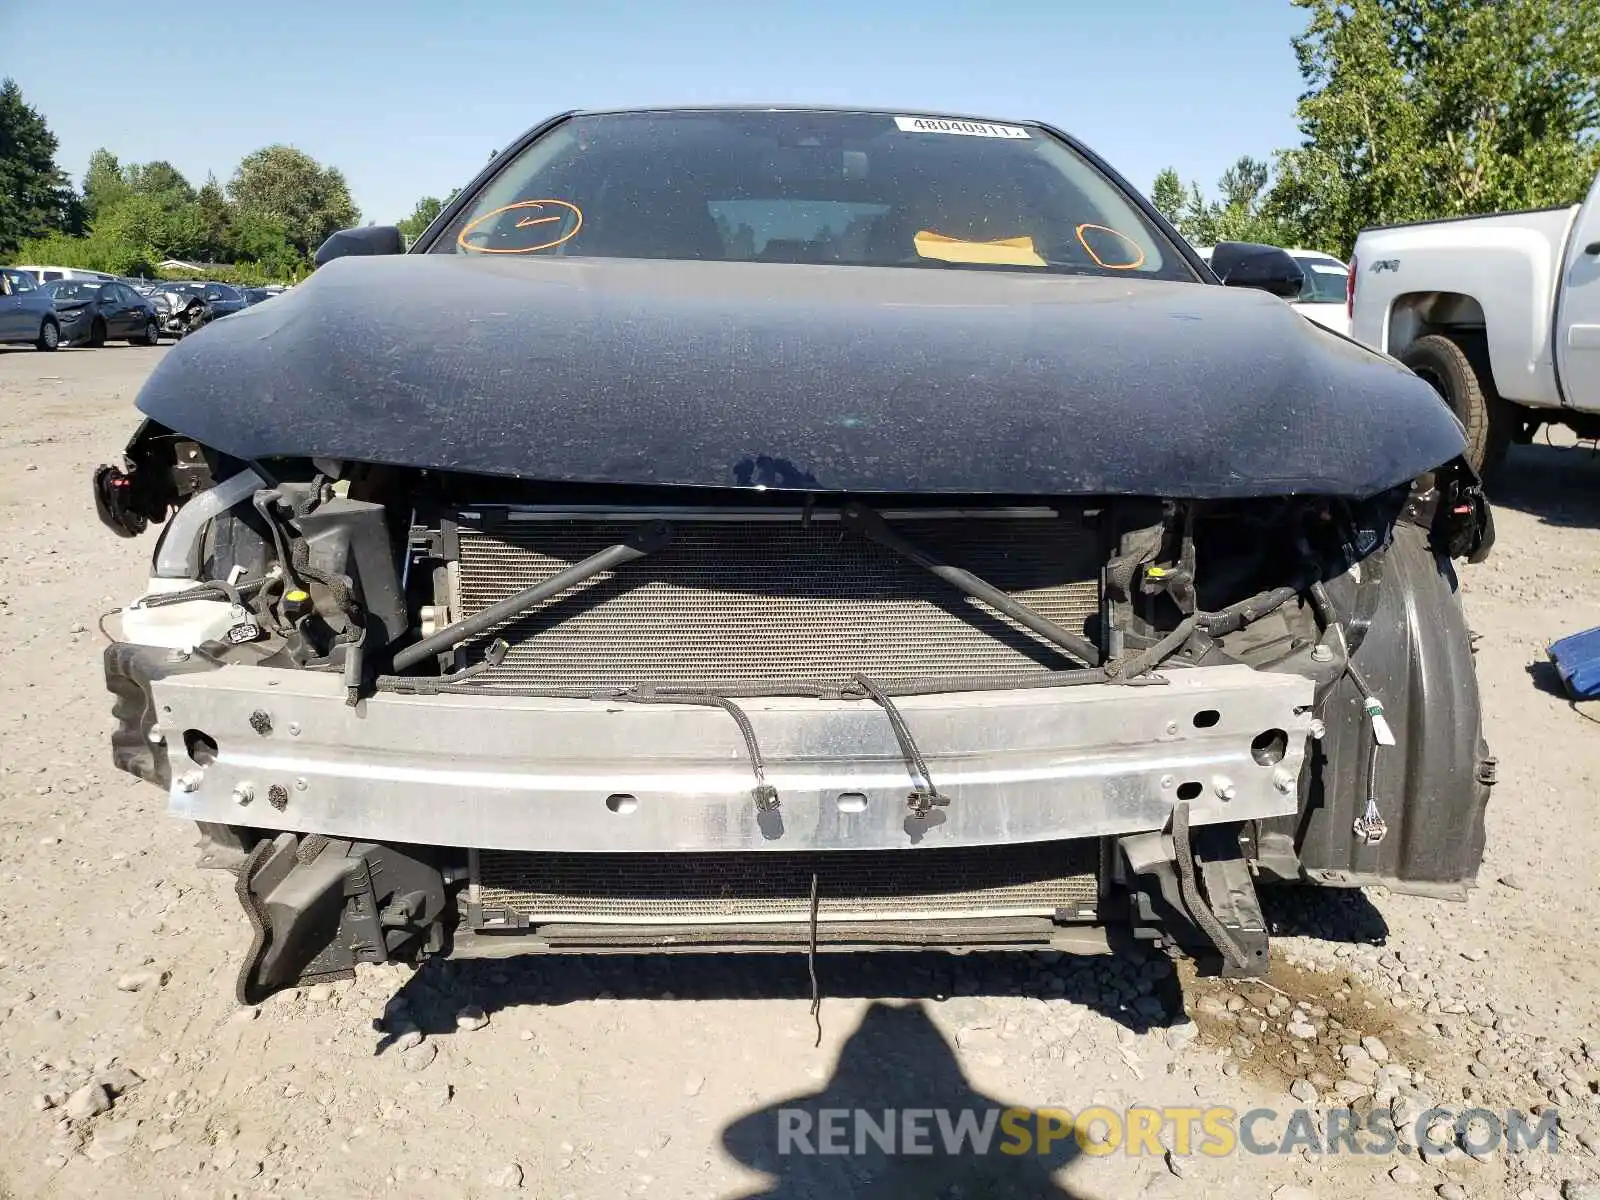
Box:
1258;523;1492;895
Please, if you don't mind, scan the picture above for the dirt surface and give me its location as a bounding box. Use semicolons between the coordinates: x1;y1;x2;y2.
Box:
2;344;1600;1200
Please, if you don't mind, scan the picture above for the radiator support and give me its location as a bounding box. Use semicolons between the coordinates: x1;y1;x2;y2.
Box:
447;506;1104;690
469;842;1102;932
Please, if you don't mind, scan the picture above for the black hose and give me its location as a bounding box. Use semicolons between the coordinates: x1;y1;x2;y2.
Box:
1193;582;1303;637
1108;616;1197;680
876;666;1140;695
254;575;291;635
342;640;364;707
253;492;301;591
1170;801;1250;970
1343;651;1376;702
1308;579;1376;700
608;686;778;811
371;664;1147;701
391;523;671;673
1305;578;1338;628
807;872;823;1048
290;537;360;623
850;673;945;815
136;577;265;609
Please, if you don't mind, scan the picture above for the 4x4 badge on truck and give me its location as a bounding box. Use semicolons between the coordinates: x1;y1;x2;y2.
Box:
1371;259;1400;273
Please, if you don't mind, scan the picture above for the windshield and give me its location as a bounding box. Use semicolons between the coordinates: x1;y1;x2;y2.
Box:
1293;256;1349;303
47;281;102;300
431;110;1193;280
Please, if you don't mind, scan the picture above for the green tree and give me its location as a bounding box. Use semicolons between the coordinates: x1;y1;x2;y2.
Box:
230;211;304;277
1150;168;1186;228
125;159;195;205
228;145;360;257
1218;155;1271;212
83;147;130;223
1269;0;1600;257
11;229;153;277
193;174;234;261
396;193;449;242
97;193;191;261
0;78;73;255
1153;159;1292;247
1206;155;1294;245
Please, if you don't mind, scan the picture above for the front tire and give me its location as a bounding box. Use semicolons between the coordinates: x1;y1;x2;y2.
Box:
36;319;59;352
87;318;107;348
1398;334;1510;477
133;318;160;346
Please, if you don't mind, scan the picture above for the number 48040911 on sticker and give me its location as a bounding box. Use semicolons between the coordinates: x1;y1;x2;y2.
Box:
893;115;1030;138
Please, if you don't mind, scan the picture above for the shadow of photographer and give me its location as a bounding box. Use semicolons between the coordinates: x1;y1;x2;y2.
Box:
720;1000;1087;1199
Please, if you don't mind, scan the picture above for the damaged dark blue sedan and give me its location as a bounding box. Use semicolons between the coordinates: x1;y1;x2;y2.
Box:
92;107;1494;1003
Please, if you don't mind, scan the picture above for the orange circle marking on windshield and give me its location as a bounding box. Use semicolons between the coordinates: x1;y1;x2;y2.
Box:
1075;223;1147;270
457;199;583;254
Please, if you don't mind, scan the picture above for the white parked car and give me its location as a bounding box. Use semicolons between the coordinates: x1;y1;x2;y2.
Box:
1193;245;1351;336
1284;249;1352;336
1350;169;1600;474
9;265;118;284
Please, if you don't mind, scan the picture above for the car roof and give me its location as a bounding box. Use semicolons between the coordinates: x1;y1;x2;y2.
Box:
567;103;1038;125
13;265;114;275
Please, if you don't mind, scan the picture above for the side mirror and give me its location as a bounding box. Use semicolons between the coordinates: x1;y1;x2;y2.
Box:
314;225;405;267
1209;241;1304;299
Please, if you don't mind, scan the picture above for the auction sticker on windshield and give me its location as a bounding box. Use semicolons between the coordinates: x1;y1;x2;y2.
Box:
893;116;1030;138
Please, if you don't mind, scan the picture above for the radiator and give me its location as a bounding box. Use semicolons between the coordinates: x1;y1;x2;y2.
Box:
449;508;1101;690
471;842;1101;927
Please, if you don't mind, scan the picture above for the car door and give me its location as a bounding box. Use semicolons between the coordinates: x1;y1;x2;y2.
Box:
93;284;120;336
126;286;155;334
1555;170;1600;410
204;283;239;315
0;271;20;339
94;284;116;336
106;284;138;336
0;269;37;340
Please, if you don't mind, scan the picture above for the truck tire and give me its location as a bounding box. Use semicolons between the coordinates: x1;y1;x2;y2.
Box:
1398;334;1509;477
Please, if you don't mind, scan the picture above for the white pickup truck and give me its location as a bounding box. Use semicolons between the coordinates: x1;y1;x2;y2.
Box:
1350;170;1600;474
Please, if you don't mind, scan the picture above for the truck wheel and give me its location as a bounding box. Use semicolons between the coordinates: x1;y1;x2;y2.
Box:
1399;334;1510;477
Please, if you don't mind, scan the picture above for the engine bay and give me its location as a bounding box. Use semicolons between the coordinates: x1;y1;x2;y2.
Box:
92;419;1495;1001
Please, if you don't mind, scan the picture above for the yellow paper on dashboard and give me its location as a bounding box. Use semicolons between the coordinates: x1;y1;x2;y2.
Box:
913;230;1047;266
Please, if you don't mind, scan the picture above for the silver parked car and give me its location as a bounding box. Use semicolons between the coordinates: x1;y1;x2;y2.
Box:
0;267;62;350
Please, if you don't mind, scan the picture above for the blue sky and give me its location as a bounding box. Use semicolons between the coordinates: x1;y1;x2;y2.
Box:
2;0;1311;226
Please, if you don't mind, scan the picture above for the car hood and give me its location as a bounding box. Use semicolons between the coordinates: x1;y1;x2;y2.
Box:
134;255;1463;497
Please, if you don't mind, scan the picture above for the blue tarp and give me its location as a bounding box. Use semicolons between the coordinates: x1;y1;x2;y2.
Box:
1549;626;1600;701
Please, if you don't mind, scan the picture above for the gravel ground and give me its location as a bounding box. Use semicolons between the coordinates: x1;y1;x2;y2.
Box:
2;344;1600;1200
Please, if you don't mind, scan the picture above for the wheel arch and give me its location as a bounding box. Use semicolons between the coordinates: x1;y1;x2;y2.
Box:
1256;524;1493;895
1374;232;1561;409
1386;290;1513;384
